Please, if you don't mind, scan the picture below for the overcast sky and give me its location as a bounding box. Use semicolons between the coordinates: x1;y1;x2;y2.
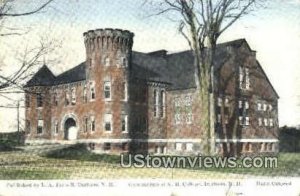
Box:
0;0;299;131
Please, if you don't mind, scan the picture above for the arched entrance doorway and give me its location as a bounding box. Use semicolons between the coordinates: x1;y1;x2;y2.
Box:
64;118;77;140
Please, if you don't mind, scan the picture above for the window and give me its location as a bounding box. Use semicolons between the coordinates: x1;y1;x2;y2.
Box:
269;118;274;127
264;118;268;126
175;114;181;124
25;120;30;134
186;143;193;151
90;116;95;132
245;101;249;109
121;115;128;132
239;116;243;125
71;87;76;105
175;143;182;151
104;81;111;100
245;68;250;89
263;104;267;111
268;104;273;111
90;81;95;100
104;57;110;66
153;89;159;117
54;120;59;135
84;117;88;132
37;119;43;134
65;90;70;106
217;114;221;123
122;57;127;67
83;85;87;103
225;98;229;107
25;94;30;108
174;97;181;107
218;97;222;107
245;117;250;126
121;82;127;101
258;118;262;126
257;103;262;111
160;90;166;118
239;66;250;90
238;100;243;108
104;114;112;132
53;91;58;106
37;93;43;108
186;113;193;124
224;115;229;124
104;143;111;151
184;95;192;106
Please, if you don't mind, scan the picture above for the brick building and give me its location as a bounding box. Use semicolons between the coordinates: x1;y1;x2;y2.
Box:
24;28;279;156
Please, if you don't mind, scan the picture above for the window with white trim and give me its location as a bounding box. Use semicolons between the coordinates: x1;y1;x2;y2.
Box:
258;118;262;126
121;82;127;101
217;114;221;123
37;93;43;108
263;103;267;111
104;114;112;132
218;97;222;107
264;118;268;126
245;117;250;126
269;118;274;127
90;116;95;132
160;90;166;118
71;87;76;105
186;113;193;124
153;89;159;117
174;97;181;107
53;91;58;106
239;66;250;90
257;103;262;111
121;114;128;132
90;81;95;100
175;113;181;124
83;85;87;103
184;95;192;106
54;120;59;135
104;81;111;100
268;104;273;111
104;57;110;66
37;119;44;134
84;117;88;132
238;100;243;108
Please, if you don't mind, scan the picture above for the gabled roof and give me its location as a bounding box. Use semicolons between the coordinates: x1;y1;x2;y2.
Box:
54;62;86;85
25;65;56;87
25;39;278;98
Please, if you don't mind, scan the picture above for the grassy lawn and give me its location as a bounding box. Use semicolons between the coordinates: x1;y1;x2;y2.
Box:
0;144;299;179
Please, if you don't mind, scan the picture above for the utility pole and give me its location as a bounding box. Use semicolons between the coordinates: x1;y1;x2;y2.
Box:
17;101;20;144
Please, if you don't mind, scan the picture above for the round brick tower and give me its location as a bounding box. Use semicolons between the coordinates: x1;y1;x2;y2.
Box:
83;28;134;152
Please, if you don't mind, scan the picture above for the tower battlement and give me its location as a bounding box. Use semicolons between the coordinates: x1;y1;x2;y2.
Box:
83;28;134;52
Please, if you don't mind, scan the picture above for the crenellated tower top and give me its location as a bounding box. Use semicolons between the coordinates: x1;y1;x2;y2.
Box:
83;28;134;53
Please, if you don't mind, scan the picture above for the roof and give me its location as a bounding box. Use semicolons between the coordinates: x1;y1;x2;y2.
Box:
24;39;278;97
25;65;56;87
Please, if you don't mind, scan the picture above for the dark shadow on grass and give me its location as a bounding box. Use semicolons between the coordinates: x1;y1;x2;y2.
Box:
42;143;121;164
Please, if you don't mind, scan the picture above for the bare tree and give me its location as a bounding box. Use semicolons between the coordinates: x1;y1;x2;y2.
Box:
0;0;55;92
144;0;267;155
